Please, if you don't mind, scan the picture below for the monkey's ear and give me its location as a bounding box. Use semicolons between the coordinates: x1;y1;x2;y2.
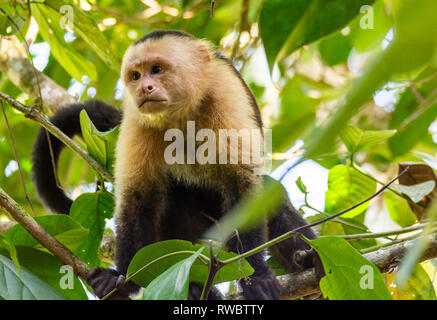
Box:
198;45;211;63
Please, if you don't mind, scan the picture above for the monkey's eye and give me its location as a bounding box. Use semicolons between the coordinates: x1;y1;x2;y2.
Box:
151;64;162;74
132;71;141;81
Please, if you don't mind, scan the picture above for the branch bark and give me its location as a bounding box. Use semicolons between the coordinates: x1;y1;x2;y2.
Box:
0;187;89;280
277;233;437;300
0;36;75;114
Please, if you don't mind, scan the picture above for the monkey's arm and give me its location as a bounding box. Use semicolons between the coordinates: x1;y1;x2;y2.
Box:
268;201;318;272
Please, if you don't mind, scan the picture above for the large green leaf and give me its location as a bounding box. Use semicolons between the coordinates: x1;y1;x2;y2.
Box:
0;247;88;300
205;176;285;242
5;215;88;254
303;0;437;162
307;236;392;300
31;4;97;81
0;254;65;300
127;240;253;288
42;0;121;72
325;165;376;218
69;192;114;265
143;248;204;300
271;75;321;152
259;0;376;70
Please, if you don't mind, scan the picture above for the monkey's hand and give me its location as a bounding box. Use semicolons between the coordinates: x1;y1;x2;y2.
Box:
294;248;325;279
239;271;281;300
87;267;139;300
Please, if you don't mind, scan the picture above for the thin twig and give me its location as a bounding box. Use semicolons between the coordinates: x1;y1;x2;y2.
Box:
222;167;409;265
1;10;61;188
1;101;36;217
0;92;113;182
211;0;215;17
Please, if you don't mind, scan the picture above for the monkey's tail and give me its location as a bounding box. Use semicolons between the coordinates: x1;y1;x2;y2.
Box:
31;100;122;214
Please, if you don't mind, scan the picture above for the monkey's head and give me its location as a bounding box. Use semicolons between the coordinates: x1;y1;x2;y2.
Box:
121;30;213;125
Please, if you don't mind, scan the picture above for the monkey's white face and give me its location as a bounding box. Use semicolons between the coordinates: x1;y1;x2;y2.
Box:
124;55;174;114
121;37;211;119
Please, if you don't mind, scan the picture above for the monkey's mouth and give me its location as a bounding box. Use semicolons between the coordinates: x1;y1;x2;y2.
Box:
138;99;168;112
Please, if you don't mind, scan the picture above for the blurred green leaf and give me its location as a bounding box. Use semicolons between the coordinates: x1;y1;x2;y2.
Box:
259;0;376;70
303;0;437;162
205;176;286;242
319;31;352;66
384;191;416;227
31;4;97;81
42;0;121;72
348;1;393;52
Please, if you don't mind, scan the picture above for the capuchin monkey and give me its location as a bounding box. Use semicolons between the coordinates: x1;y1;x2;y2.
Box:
32;30;318;300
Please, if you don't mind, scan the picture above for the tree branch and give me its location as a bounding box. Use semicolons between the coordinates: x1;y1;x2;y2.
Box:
0;187;90;280
278;232;437;300
0;36;75;114
0;91;113;182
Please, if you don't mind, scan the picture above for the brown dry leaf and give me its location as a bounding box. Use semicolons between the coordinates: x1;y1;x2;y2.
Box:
398;162;437;220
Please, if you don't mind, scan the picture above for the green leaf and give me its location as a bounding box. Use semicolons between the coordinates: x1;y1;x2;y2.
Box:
318;31;352;66
0;5;30;36
295;176;307;194
307;236;392;300
401;264;436;300
0;234;19;276
271;75;321;152
259;0;376;70
5;215;88;254
348;1;393;52
303;0;437;162
0;254;65;300
31;4;97;81
389;68;437;157
80;110;119;175
0;247;88;300
42;0;121;72
143;247;204;300
340;125;396;154
385;192;416;227
205;176;285;242
69;192;114;265
127;240;253;288
325;165;376;218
